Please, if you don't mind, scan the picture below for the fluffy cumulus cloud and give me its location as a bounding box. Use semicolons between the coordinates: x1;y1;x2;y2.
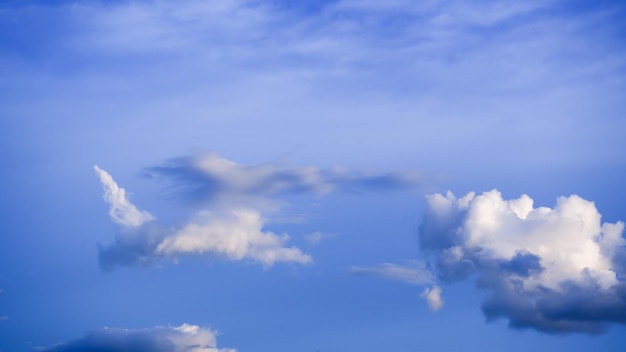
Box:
95;164;311;270
39;323;234;352
419;189;626;334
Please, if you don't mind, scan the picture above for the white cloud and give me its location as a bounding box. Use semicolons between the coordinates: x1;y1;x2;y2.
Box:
420;285;444;311
156;209;312;268
350;261;434;285
419;189;626;333
95;166;311;270
96;152;424;270
94;165;154;228
39;323;235;352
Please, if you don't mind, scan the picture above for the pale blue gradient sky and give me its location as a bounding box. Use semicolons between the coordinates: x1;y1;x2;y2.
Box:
1;0;626;351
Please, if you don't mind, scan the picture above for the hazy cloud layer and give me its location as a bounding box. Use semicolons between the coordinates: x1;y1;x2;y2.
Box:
144;153;426;204
95;165;311;270
39;323;234;352
419;190;626;334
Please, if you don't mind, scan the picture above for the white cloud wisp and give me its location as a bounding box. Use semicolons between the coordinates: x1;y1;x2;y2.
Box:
144;153;427;205
420;285;444;312
94;165;155;228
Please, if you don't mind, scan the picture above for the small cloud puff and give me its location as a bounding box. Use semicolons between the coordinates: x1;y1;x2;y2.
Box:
420;285;444;311
38;323;235;352
419;189;626;334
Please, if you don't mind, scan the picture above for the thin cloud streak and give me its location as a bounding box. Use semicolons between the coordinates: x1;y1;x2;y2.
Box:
350;262;434;286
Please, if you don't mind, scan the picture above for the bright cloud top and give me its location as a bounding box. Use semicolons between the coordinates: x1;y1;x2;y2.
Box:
94;165;155;228
155;209;312;267
145;153;426;204
39;323;235;352
95;166;311;270
419;189;626;334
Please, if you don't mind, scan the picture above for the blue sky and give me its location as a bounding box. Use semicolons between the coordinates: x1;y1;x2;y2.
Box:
1;0;626;351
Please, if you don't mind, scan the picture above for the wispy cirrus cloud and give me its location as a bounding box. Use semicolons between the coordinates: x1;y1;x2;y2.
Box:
38;323;234;352
418;190;626;334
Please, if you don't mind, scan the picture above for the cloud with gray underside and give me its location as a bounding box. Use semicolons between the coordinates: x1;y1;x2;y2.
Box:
94;165;311;270
143;153;427;203
38;323;234;352
95;153;427;271
418;189;626;334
